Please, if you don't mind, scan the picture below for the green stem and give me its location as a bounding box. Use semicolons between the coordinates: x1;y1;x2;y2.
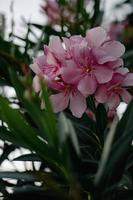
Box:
91;0;100;27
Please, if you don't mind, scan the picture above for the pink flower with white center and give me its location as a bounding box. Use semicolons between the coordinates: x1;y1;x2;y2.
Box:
49;78;87;118
95;72;133;109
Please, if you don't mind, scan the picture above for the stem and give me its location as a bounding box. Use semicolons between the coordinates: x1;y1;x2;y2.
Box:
91;0;100;27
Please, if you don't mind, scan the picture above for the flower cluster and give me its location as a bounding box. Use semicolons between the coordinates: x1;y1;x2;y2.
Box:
30;27;133;118
41;0;90;25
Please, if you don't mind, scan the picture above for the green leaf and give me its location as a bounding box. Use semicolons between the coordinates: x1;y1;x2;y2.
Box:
96;103;108;144
58;113;80;156
95;117;118;185
9;69;58;148
0;172;36;181
58;113;69;144
0;126;29;148
95;100;133;191
0;96;53;162
13;153;42;162
41;81;57;147
67;119;80;156
114;100;133;142
0;143;16;165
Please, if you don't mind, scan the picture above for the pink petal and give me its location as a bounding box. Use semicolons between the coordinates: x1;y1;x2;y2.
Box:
63;37;71;50
107;58;124;69
122;73;133;86
70;35;84;44
108;94;120;109
94;49;116;64
70;91;87;118
94;67;113;83
94;41;125;64
46;51;57;65
101;41;125;58
49;36;65;56
78;75;97;96
95;86;109;103
62;60;82;84
121;89;132;104
63;35;83;50
48;81;64;91
33;75;40;92
50;92;69;113
72;41;90;66
110;73;124;85
36;55;46;67
86;27;107;48
115;67;129;75
30;63;41;74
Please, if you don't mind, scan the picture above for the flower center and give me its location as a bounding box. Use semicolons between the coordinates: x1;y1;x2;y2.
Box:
113;86;122;94
84;65;92;73
64;84;72;95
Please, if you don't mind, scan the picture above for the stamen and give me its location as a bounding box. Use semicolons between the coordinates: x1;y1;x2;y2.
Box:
84;65;92;73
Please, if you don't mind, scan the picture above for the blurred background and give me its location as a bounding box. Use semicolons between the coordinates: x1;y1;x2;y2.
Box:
0;0;132;44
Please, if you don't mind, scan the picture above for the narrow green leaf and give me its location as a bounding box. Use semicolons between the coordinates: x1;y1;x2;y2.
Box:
13;153;42;161
0;172;36;181
0;96;53;162
95;117;118;185
96;103;108;143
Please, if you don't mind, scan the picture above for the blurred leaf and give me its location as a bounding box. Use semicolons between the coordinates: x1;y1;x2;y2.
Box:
58;113;80;156
96;103;107;144
0;95;54;163
9;68;57;147
58;112;69;144
91;0;100;27
13;153;42;162
41;81;58;147
0;172;36;181
124;50;133;59
114;100;133;142
0;143;16;165
95;117;118;185
95;100;133;193
67;119;80;156
0;126;29;149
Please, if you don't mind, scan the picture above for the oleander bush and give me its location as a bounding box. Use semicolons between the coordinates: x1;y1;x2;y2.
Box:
0;1;133;199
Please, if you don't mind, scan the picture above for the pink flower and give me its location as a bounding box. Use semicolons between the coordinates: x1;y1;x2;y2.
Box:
30;52;62;92
95;72;133;109
49;78;87;118
63;35;84;59
41;0;60;23
30;26;133;118
41;0;92;25
62;27;125;97
30;36;65;81
86;27;125;64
